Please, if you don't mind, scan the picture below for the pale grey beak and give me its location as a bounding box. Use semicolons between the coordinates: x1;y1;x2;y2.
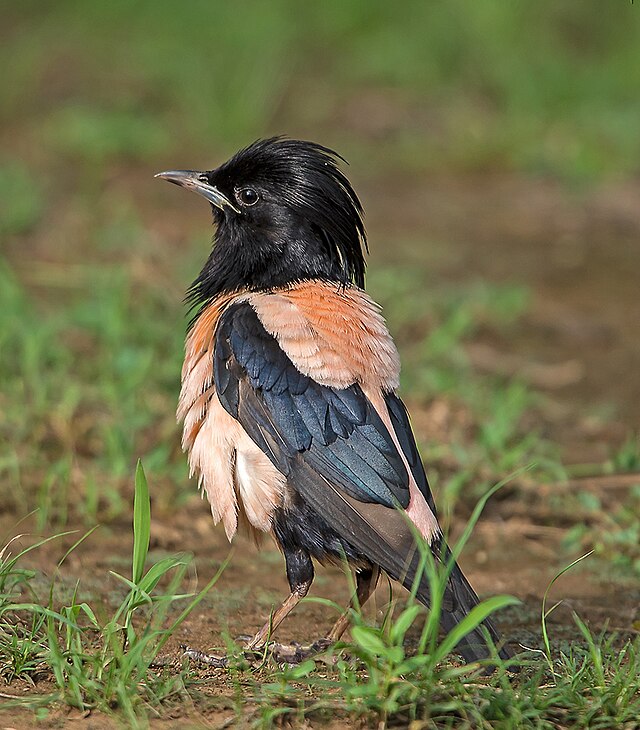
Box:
155;170;240;213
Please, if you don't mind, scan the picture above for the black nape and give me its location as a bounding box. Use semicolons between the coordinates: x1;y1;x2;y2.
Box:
186;137;368;316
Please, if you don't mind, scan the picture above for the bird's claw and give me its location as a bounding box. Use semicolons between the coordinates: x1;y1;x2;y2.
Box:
181;637;333;668
268;637;332;664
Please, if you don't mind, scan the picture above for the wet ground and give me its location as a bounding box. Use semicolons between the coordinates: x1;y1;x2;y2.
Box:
3;173;640;725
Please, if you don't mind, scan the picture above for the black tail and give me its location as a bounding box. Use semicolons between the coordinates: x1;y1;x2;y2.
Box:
413;544;516;666
437;561;514;664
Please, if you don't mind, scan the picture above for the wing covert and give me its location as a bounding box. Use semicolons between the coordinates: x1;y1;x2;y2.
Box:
213;302;410;509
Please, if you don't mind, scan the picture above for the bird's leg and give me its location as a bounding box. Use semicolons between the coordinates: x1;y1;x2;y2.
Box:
184;560;379;667
182;548;313;669
247;546;351;664
265;566;380;664
244;546;314;652
325;565;380;643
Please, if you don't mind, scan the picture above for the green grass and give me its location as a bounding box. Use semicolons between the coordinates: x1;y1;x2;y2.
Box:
205;522;640;729
251;630;640;729
0;462;223;722
3;466;639;728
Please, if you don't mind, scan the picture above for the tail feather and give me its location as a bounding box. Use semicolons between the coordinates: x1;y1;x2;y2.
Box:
437;561;515;664
414;544;516;666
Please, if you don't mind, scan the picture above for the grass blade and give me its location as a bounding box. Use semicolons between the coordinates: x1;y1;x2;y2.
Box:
541;551;593;679
435;595;520;664
132;460;150;585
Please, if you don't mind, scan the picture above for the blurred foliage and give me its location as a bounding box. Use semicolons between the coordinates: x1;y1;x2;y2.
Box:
45;105;170;164
0;161;44;235
0;257;188;527
2;0;640;180
369;269;563;509
564;483;640;576
610;433;640;473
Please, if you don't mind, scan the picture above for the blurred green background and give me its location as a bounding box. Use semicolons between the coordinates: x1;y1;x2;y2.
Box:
4;1;640;178
2;0;640;537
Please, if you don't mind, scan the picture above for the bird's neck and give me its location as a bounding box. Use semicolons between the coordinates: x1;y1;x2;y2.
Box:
187;227;361;315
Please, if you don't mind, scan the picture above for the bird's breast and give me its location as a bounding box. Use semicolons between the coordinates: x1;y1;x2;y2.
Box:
177;282;401;542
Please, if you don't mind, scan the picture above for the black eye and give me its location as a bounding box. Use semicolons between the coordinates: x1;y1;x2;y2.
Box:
235;187;259;206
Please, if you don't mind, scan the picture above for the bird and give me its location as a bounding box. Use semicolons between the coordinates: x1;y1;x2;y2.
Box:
156;137;514;666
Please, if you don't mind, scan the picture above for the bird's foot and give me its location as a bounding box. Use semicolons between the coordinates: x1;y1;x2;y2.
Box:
267;637;332;664
181;637;333;668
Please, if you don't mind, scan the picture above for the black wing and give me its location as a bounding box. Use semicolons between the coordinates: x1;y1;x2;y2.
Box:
214;302;411;509
213;302;435;580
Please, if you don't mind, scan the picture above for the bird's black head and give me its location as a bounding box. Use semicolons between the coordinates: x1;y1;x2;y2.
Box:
157;137;367;312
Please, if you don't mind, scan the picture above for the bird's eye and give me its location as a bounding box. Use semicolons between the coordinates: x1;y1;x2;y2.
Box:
235;187;259;207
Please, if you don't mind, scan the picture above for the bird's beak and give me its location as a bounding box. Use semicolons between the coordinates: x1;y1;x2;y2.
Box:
154;170;240;213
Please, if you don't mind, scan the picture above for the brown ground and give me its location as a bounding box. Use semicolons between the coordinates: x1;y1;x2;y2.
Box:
3;173;640;726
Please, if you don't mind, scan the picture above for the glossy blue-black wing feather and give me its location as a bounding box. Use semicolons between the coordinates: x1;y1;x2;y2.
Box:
213;302;410;509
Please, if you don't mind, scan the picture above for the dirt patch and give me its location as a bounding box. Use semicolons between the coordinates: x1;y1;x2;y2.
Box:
365;173;640;455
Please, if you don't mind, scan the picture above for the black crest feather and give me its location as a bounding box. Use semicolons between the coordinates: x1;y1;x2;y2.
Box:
186;137;368;313
218;137;368;285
